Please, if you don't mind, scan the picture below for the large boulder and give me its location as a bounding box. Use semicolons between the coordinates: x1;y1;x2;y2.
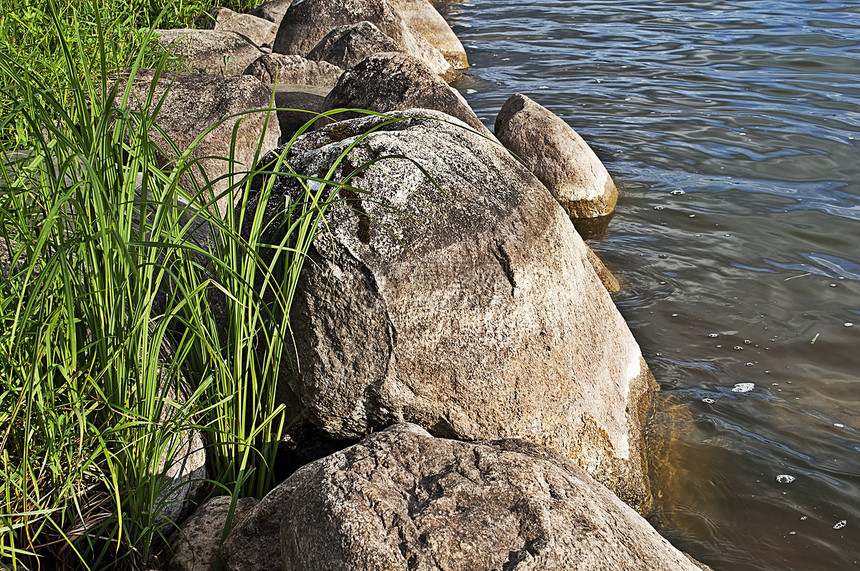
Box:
156;29;264;75
388;0;468;69
253;109;655;509
320;52;489;137
124;70;280;218
221;424;708;571
272;0;455;80
214;8;278;49
495;94;618;219
305;21;402;70
244;53;343;87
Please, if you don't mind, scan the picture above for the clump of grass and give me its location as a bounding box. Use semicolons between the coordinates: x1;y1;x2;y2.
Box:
0;1;387;569
0;0;261;146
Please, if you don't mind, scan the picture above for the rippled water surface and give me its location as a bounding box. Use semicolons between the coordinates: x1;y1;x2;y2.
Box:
439;0;860;568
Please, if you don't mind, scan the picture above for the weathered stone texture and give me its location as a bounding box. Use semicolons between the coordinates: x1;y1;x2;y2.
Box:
495;93;618;219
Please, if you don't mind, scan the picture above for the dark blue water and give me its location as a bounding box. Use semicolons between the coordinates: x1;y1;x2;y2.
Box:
440;1;860;569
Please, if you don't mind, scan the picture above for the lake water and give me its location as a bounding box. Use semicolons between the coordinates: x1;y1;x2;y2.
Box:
438;0;860;569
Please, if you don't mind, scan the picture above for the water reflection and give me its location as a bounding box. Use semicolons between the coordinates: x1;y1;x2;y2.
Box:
444;0;860;568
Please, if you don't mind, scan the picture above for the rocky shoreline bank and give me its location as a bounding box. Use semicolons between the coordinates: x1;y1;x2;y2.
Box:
129;0;712;568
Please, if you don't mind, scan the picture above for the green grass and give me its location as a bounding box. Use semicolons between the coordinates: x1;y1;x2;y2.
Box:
0;1;392;568
0;0;261;147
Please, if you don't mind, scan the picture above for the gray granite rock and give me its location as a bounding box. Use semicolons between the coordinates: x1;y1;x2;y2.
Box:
124;70;280;218
248;109;655;510
320;52;487;136
156;29;264;75
222;425;709;570
244;53;343;87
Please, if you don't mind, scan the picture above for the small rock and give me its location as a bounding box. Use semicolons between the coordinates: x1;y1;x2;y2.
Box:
495;93;618;219
244;53;343;87
168;495;259;571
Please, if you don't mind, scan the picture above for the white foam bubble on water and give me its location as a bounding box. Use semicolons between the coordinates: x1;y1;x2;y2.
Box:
732;383;755;393
776;474;795;484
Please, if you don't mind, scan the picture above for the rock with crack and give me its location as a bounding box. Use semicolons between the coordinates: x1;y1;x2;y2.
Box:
495;93;618;220
272;0;455;80
248;109;656;510
220;424;710;571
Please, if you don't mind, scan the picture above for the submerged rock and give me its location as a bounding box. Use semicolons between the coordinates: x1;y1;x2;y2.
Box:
221;425;708;570
495;93;618;219
585;244;621;294
251;109;655;509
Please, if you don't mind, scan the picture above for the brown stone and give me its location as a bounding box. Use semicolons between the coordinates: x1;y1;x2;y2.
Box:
249;110;655;509
156;29;263;75
124;70;280;218
320;52;488;136
214;8;278;49
273;0;454;80
244;54;343;88
388;0;468;69
495;93;618;219
305;21;402;70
